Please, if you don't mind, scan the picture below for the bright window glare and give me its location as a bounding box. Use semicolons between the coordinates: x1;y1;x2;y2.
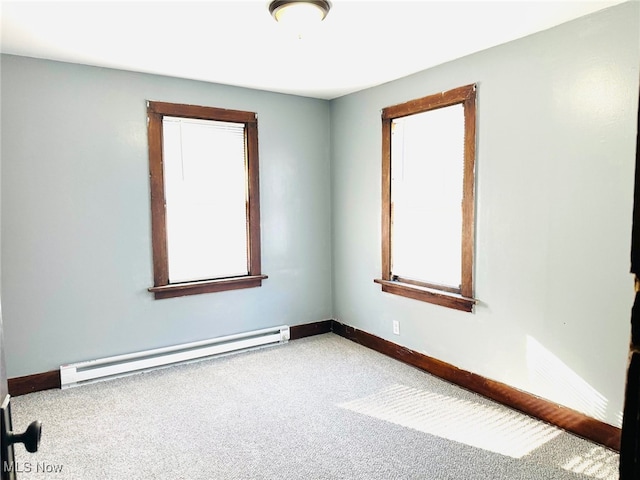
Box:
163;117;248;283
391;104;464;287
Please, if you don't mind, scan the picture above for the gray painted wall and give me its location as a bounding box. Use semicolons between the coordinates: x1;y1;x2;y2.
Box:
331;2;639;428
0;79;4;398
1;2;638;429
1;56;332;377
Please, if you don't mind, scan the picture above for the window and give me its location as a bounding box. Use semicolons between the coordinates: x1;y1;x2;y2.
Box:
146;101;266;299
375;84;477;312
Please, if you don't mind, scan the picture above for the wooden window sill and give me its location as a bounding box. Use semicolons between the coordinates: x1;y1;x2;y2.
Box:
374;278;475;312
149;275;268;300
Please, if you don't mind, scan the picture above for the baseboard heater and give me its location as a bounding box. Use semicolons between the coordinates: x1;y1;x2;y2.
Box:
60;325;290;388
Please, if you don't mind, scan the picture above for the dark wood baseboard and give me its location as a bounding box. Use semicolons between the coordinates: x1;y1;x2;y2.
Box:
331;320;621;452
290;319;333;340
8;370;60;397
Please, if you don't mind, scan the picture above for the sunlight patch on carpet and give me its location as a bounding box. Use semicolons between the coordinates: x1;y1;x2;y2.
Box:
561;446;619;479
338;384;561;458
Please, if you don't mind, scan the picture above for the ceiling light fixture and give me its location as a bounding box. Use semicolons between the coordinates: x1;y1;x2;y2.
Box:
269;1;331;24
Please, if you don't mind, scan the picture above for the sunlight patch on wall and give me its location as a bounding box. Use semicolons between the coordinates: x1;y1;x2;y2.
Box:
561;446;619;479
338;384;560;458
616;410;624;428
526;336;609;422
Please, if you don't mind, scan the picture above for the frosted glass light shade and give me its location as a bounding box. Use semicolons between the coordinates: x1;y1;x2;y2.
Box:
269;1;331;24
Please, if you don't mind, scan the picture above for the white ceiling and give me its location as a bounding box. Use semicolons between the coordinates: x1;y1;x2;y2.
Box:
0;0;628;99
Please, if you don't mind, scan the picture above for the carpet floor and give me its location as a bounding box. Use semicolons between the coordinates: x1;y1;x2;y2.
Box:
11;333;619;479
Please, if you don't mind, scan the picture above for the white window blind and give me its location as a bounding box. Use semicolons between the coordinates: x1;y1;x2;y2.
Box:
162;116;248;283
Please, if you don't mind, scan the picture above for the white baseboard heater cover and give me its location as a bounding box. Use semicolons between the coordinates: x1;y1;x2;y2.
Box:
60;325;290;388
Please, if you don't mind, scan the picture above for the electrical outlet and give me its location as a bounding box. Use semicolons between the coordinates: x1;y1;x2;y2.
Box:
392;320;400;335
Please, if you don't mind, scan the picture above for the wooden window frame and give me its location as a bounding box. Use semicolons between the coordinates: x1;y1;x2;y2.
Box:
146;101;266;299
374;84;477;312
